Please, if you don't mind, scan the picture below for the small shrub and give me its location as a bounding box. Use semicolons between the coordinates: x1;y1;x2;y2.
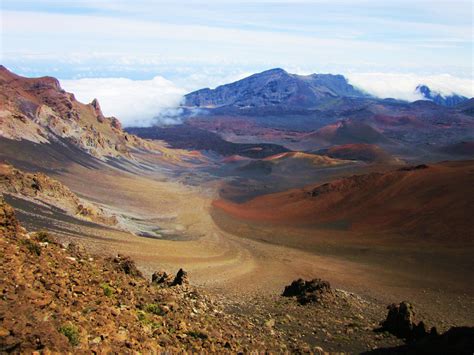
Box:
21;239;41;256
59;324;80;346
137;310;161;329
144;303;165;316
35;230;52;243
100;283;114;297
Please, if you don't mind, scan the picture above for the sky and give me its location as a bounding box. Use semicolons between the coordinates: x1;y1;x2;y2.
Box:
1;0;473;126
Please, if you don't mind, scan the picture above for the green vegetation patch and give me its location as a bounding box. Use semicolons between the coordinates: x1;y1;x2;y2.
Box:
59;323;80;346
100;283;114;297
136;310;162;329
144;303;165;316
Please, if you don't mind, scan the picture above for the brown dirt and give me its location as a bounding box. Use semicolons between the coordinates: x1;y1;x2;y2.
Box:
213;160;474;241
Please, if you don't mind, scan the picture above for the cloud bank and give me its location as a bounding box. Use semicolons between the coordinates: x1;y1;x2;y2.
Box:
60;76;185;127
346;73;474;101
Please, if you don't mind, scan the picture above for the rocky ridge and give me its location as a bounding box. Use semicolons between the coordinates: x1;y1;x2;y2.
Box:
0;66;150;160
0;164;117;226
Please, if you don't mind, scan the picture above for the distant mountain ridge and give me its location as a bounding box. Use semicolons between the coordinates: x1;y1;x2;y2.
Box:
184;68;370;110
184;68;471;113
416;84;468;107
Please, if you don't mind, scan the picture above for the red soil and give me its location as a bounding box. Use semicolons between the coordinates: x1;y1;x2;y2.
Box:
213;160;474;240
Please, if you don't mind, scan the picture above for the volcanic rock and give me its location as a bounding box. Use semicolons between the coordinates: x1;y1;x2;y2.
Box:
171;268;189;286
0;200;298;352
282;278;332;305
151;270;174;285
109;254;143;278
380;302;434;341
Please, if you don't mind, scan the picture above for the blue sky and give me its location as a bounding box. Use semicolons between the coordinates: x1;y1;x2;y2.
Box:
2;0;472;79
1;0;472;125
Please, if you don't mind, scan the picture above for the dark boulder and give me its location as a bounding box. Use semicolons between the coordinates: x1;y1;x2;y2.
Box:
282;278;332;305
365;327;474;354
171;268;189;286
109;254;143;278
380;302;434;341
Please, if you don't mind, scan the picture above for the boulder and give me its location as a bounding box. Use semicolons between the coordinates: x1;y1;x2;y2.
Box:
151;269;189;287
282;278;332;305
151;271;173;285
109;254;143;278
381;301;434;341
171;269;189;286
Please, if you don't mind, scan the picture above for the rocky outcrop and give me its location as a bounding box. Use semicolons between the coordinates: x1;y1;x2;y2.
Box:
90;98;105;123
371;302;474;354
282;278;333;305
152;269;189;287
108;255;143;278
152;270;174;285
380;302;436;341
171;268;189;286
0;163;117;226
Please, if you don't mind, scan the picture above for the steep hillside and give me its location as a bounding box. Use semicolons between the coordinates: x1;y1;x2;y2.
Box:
0;164;117;226
214;160;474;240
0;66;149;160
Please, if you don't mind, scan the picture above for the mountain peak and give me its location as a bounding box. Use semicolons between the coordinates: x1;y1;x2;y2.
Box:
260;67;288;75
184;69;368;110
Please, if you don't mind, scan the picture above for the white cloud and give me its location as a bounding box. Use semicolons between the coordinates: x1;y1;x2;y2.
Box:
346;73;474;101
60;76;185;127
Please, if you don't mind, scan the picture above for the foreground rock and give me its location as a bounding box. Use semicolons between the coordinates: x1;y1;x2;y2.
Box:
371;301;474;354
380;301;435;341
369;326;474;354
151;268;189;287
282;278;333;305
